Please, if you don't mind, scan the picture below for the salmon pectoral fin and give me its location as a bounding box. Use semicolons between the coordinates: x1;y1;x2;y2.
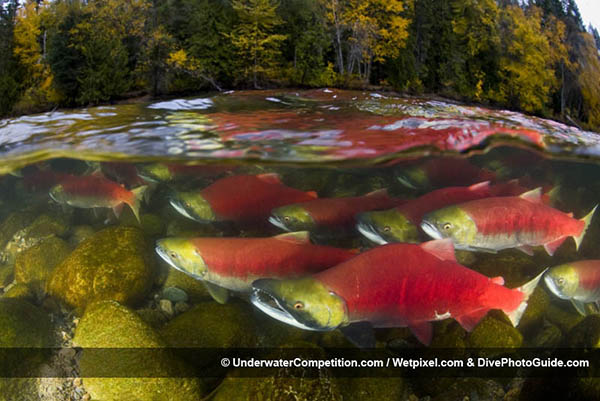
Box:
571;299;588;316
455;309;490;332
112;204;124;218
339;322;376;348
408;322;433;346
543;237;567;256
203;282;230;304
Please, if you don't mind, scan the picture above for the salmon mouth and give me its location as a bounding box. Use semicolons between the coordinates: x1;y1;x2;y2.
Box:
356;214;387;245
268;216;290;231
420;221;443;240
250;287;322;331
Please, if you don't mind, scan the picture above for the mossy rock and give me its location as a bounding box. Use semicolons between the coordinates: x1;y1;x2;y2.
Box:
0;379;39;401
160;301;258;369
0;211;35;250
431;378;505;401
337;377;407;401
73;301;206;401
0;298;54;377
14;236;71;298
567;315;600;348
160;264;210;303
2;283;34;301
160;301;258;348
545;303;584;333
469;250;546;288
23;213;70;239
0;264;13;289
517;287;550;335
467;315;523;356
69;225;96;246
140;213;165;237
48;226;155;311
528;322;563;348
213;341;342;401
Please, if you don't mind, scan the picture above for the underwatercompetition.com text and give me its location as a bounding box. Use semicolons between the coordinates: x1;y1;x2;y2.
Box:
223;356;589;370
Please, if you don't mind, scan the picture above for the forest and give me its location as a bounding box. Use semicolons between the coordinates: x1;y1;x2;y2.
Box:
1;0;599;131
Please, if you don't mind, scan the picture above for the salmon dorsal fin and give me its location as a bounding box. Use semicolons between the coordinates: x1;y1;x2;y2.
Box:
468;181;490;192
306;190;318;199
420;239;456;262
490;276;505;286
257;173;282;184
519;187;543;203
365;188;388;197
274;231;310;244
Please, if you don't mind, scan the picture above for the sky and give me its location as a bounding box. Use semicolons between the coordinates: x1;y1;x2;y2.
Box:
578;0;600;31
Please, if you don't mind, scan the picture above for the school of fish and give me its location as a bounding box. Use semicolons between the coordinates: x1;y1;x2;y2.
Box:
19;156;600;346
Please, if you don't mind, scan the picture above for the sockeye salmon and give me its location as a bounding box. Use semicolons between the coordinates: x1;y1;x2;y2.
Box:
49;174;148;222
396;157;496;190
169;173;317;224
356;181;492;244
421;188;597;256
269;189;405;234
545;260;600;315
251;239;544;345
155;231;356;303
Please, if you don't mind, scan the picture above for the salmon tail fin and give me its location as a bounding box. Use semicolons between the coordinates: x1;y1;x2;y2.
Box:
506;268;548;327
574;205;597;251
128;185;148;223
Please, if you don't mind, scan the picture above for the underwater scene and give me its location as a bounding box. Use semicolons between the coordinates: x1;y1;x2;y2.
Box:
3;89;600;400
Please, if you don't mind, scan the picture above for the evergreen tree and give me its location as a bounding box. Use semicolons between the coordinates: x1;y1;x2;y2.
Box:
0;0;20;115
228;0;287;88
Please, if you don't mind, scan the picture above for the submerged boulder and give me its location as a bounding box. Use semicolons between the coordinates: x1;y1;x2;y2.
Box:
48;226;155;311
14;236;71;298
73;300;206;401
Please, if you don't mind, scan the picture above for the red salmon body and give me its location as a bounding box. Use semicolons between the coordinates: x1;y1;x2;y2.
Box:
398;182;492;224
59;175;133;203
293;190;405;228
314;240;529;344
201;174;317;223
192;235;356;282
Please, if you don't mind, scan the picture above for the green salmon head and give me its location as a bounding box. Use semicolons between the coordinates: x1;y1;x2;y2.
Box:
169;191;216;222
269;205;315;232
356;209;419;244
544;264;580;300
421;206;477;248
251;278;347;331
137;163;171;183
49;184;67;204
396;166;429;189
155;238;208;279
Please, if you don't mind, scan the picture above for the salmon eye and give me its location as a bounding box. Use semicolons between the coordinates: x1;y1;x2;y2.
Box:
293;302;304;310
383;226;391;232
443;223;452;231
284;216;291;222
169;252;178;259
557;278;565;285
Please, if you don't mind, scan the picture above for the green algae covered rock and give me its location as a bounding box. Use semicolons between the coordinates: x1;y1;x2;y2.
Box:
0;264;13;289
69;225;96;246
2;283;34;301
467;314;523;356
160;301;258;349
0;298;53;379
48;226;155;311
517;286;550;335
14;236;71;298
0;211;35;250
213;341;342;401
338;377;407;401
567;314;600;348
0;298;52;347
545;303;584;333
160;265;210;303
73;300;206;401
431;378;505;401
